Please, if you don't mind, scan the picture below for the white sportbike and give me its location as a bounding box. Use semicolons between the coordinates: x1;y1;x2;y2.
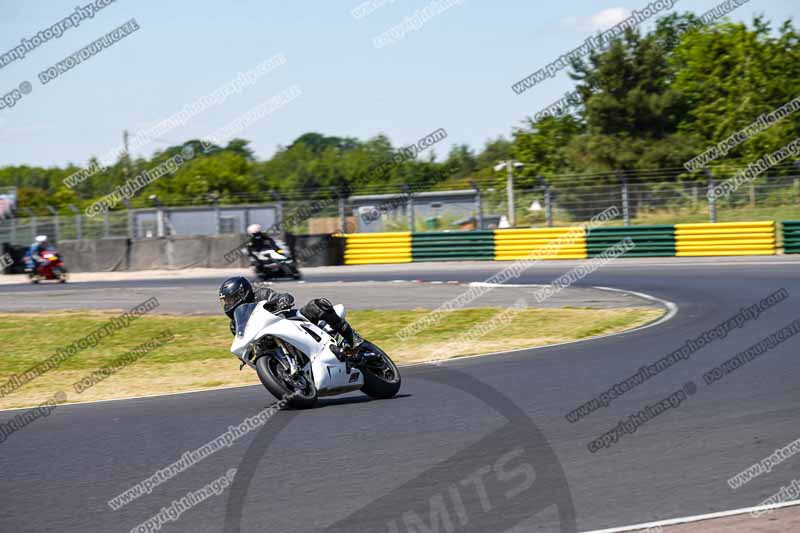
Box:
230;301;401;409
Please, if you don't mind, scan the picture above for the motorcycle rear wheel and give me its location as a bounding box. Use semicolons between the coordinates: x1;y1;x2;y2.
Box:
358;341;401;399
255;355;318;409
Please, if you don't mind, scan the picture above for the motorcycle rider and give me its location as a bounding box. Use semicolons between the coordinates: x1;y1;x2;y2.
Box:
218;276;362;358
245;224;280;260
24;235;50;274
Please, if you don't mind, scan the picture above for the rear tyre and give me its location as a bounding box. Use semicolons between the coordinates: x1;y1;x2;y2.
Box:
255;355;317;409
358;341;401;399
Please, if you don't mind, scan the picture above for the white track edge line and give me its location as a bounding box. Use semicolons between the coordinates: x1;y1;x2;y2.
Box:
405;286;677;367
580;498;800;532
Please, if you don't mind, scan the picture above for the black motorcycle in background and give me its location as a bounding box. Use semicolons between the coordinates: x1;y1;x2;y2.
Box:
246;239;302;280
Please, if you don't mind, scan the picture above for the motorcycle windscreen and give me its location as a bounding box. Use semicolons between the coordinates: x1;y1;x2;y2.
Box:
233;303;258;337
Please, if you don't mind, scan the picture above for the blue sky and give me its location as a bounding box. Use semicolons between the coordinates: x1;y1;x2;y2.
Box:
0;0;796;168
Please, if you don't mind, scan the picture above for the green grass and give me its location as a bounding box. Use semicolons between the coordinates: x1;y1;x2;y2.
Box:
0;307;663;409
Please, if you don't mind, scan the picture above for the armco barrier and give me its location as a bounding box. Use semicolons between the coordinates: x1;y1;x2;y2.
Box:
587;225;675;258
343;232;412;265
494;227;587;261
412;231;494;262
784;221;800;254
675;221;776;257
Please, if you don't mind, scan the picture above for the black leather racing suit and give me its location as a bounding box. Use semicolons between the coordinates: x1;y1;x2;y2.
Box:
229;288;358;348
246;232;280;261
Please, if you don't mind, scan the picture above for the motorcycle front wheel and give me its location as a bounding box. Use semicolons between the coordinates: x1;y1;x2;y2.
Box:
358;341;401;399
255;355;318;409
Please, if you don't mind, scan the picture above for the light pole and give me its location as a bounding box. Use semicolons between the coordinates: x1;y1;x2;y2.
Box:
494;160;523;227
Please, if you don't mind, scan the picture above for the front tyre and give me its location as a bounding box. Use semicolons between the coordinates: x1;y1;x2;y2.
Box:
255;355;317;409
358;341;401;399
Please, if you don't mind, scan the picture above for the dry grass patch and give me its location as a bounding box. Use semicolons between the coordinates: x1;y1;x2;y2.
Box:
0;306;663;409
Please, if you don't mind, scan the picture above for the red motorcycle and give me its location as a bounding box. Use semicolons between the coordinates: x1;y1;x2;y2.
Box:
31;251;68;284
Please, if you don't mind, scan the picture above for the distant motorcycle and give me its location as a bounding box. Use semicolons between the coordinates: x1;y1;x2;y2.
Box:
30;251;67;284
230;300;401;409
246;240;301;281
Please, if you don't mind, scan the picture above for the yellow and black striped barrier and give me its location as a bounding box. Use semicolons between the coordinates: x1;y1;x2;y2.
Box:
342;232;412;265
337;221;783;264
494;227;587;261
674;221;776;257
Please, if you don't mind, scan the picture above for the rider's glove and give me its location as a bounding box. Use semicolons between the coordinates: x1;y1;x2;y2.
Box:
276;293;294;310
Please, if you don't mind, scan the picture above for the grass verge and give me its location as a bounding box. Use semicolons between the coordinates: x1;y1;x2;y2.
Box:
0;306;663;410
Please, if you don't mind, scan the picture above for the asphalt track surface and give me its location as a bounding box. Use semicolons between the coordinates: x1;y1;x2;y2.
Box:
0;279;655;314
2;258;800;532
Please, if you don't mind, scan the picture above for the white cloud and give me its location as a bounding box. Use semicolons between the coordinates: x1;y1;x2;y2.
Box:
561;7;631;32
589;7;631;30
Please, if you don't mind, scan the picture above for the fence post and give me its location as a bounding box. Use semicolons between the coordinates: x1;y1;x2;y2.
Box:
750;181;756;208
402;184;416;232
122;200;134;239
156;208;165;237
506;163;516;227
794;162;800;202
538;175;553;228
23;207;36;237
24;208;38;237
271;191;283;235
103;211;110;238
704;168;717;223
338;194;346;234
619;173;630;226
10;217;16;244
68;204;81;239
468;181;483;230
47;205;60;243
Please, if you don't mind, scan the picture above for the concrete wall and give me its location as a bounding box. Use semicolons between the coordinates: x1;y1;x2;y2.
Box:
47;234;342;272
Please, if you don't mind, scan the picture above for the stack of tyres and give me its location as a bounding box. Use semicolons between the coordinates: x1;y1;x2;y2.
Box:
586;225;676;258
674;221;776;256
412;231;495;262
494;227;587;261
343;232;412;265
783;221;800;254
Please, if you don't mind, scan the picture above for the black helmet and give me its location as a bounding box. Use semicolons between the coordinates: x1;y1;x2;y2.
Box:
218;277;255;318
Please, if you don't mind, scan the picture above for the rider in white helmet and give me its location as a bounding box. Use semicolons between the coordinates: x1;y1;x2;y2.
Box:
25;235;50;272
245;223;280;260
